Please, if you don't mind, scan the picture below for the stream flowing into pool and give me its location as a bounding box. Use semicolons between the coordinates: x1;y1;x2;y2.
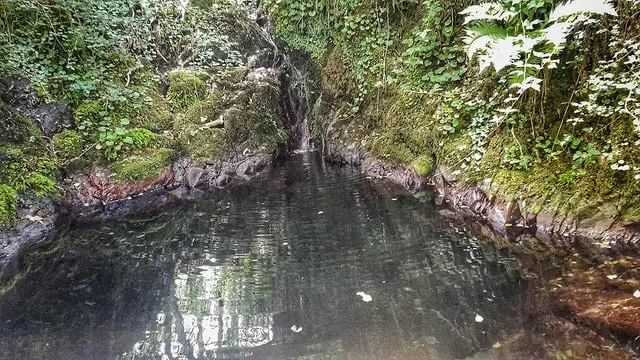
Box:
0;154;533;360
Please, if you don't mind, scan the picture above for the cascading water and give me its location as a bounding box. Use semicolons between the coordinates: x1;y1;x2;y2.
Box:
287;64;314;153
247;9;316;154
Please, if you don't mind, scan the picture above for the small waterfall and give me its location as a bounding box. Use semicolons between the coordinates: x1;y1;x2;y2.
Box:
288;65;313;153
248;10;316;154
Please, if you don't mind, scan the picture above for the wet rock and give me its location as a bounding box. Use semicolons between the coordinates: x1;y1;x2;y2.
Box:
246;48;279;69
0;77;73;137
185;167;207;189
535;211;556;242
576;203;617;238
0;197;59;278
438;167;458;184
246;67;281;84
215;174;231;188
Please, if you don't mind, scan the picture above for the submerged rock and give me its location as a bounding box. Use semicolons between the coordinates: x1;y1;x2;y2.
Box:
551;257;640;339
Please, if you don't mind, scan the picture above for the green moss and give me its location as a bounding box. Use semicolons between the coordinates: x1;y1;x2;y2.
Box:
178;127;226;163
224;82;287;151
364;91;447;166
174;93;224;129
131;92;174;132
411;154;434;176
322;48;357;101
0;185;18;229
53;130;83;163
167;70;209;109
112;148;175;183
0;110;47;149
173;92;227;162
0;147;59;197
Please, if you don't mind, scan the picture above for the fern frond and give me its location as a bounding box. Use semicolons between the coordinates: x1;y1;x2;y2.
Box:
549;0;617;22
464;22;509;60
465;22;510;41
460;3;516;25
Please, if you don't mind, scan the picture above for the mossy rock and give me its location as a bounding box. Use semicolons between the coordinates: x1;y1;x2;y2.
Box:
223;82;287;151
112;148;175;183
0;108;46;148
53;130;83;163
0;185;18;229
0;147;59;197
167;70;210;109
174;93;224;129
177;126;226;163
131;92;174;132
322;48;356;101
364;91;441;165
173;92;227;162
411;154;435;176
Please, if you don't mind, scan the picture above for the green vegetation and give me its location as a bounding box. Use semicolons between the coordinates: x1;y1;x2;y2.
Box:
0;185;18;229
265;0;640;221
0;105;60;227
0;0;290;227
167;71;209;109
112;148;175;183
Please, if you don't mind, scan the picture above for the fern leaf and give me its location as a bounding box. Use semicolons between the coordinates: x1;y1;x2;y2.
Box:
460;3;516;24
550;0;617;22
464;22;509;59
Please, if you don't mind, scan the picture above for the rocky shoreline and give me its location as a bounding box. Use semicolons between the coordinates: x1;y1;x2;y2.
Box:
0;151;275;277
1;134;639;355
324;137;640;355
324;139;640;255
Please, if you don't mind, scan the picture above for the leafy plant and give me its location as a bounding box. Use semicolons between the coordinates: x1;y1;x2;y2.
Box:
393;0;467;88
462;0;618;96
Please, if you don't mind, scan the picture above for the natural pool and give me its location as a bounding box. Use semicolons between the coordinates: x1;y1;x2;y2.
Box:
0;154;534;359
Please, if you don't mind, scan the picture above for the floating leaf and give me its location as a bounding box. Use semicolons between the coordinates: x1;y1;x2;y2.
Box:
290;325;303;333
356;291;373;302
475;314;484;323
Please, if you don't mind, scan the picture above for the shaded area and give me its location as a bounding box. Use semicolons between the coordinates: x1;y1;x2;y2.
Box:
1;154;532;359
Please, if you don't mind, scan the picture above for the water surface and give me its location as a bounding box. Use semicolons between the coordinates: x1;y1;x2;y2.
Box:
0;154;530;359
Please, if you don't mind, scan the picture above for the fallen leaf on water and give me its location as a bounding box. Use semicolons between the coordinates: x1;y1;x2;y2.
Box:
492;342;502;349
475;314;484;323
356;291;373;302
607;274;618;280
290;325;303;333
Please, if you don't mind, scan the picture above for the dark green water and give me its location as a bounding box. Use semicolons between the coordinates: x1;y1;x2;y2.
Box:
0;154;531;360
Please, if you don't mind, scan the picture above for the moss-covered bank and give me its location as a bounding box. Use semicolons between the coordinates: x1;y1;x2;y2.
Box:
265;0;640;231
0;0;292;229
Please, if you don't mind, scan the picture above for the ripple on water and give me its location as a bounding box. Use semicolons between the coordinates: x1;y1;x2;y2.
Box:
0;154;529;360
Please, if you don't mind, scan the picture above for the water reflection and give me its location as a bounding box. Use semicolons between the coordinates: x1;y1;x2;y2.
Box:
0;154;528;360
